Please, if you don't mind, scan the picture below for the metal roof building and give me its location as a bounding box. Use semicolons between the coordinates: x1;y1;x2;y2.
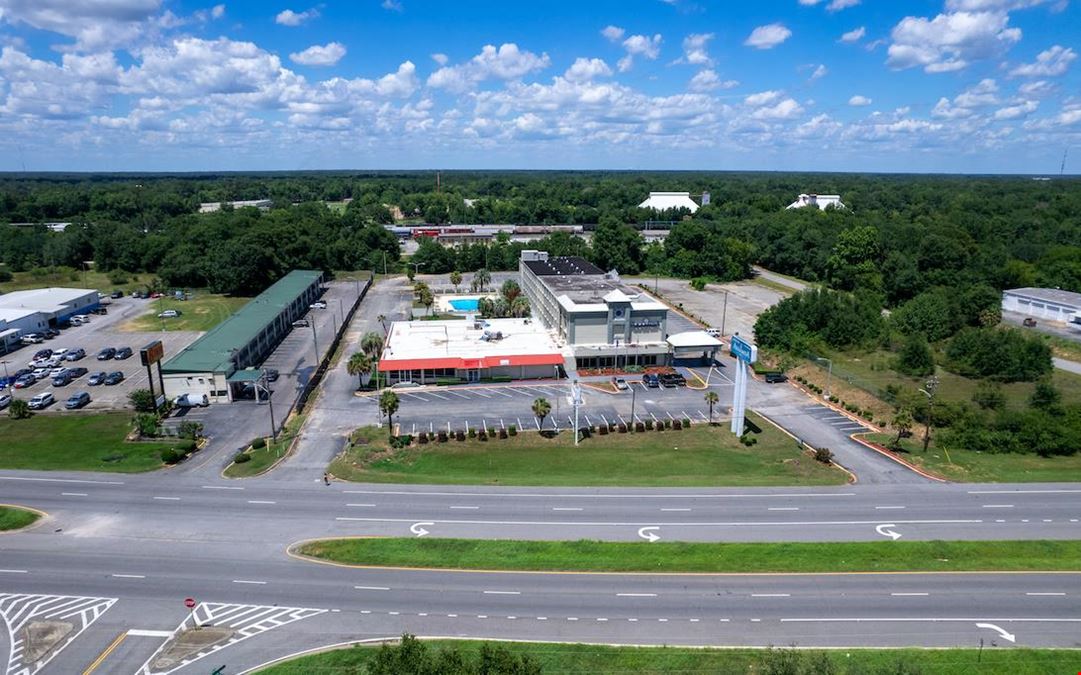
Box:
160;270;324;402
638;191;700;213
1002;287;1081;325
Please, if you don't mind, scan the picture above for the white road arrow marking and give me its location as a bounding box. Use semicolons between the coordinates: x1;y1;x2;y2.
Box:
638;526;660;543
875;523;902;540
976;622;1016;643
410;521;433;537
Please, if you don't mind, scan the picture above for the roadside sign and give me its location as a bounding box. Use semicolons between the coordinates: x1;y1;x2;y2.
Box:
184;597;196;609
729;335;758;364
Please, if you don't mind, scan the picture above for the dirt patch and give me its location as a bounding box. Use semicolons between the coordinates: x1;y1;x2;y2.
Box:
151;626;234;670
790;364;894;427
22;620;73;664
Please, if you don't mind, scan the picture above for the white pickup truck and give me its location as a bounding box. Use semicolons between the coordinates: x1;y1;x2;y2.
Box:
174;393;210;408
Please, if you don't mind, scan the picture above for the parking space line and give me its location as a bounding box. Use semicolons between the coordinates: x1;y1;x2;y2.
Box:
447;391;470;399
489;389;513;398
428;392;450;400
471;390;492;398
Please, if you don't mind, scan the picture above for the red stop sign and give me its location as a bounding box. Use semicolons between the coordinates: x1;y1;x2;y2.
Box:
184;597;196;609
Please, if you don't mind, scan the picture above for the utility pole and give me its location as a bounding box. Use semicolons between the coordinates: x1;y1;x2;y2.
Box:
630;385;637;428
720;290;729;336
310;321;320;366
919;375;940;453
338;297;345;325
383;250;388;276
263;369;277;444
816;356;833;400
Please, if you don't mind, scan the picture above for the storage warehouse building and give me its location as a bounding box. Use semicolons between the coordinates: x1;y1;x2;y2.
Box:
1002;287;1081;325
0;287;100;353
160;270;323;402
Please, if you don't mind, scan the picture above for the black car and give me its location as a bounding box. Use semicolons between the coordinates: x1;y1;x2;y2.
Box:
763;372;788;384
13;368;32;379
33;349;53;360
51;372;72;386
264;368;279;382
65;391;91;409
643;373;660;388
43;328;60;339
87;371;107;386
114;347;133;360
91;307;108;315
97;348;116;360
110;290;124;299
68;367;89;379
104;371;124;385
660;373;686;388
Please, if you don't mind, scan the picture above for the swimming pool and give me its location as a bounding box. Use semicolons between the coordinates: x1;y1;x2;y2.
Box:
448;298;480;311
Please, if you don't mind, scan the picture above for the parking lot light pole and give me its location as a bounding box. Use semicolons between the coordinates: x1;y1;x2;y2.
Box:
310;321;320;366
263;369;277;445
815;356;833;400
337;297;345;325
630;385;636;427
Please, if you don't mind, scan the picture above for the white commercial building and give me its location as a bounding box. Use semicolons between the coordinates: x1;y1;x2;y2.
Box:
198;199;273;213
1002;287;1081;326
0;287;100;353
787;193;845;210
638;191;700;213
519;251;670;369
378;317;564;385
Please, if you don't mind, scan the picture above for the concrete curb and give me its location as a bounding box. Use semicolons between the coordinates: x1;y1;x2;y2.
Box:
0;503;48;534
752;411;858;485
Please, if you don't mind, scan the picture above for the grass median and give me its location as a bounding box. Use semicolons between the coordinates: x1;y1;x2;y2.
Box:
329;412;848;487
0;506;40;531
259;640;1077;675
296;538;1081;574
224;414;306;478
0;413;177;473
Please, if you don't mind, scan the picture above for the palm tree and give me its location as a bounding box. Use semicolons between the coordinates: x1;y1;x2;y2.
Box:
510;296;530;318
704;390;719;424
473;268;491;293
377;314;387;336
532;397;551;430
346;352;373;389
379;390;400;438
361;331;384;357
501;279;521;303
418;285;435;316
450;270;462;293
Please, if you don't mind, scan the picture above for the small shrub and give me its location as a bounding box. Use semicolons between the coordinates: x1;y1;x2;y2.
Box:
176;439;197;453
618;423;627;433
7;399;31;419
645;419;654;430
815;447;834;464
231;451;250;464
499;428;508;439
598;425;608;435
437;431;448;443
478;430;488;441
635;422;645;433
456;430;465;441
161;449;182;464
656;423;664;432
418;433;428;444
251;437;266;449
108;270;129;285
468;428;476;438
508;425;517;436
0;270;12;282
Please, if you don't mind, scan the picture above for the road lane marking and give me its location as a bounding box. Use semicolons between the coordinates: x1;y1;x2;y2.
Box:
781;617;1081;623
335;489;856;499
1026;592;1066;596
768;507;799;511
982;504;1014;508
354;586;390;591
617;593;657;597
232;579;267;585
969;489;1081;494
661;508;691;512
450;506;479;510
0;569;28;574
483;590;521;595
202;485;244;490
347;503;376;507
875;506;906;510
153;496;181;501
248;500;276;504
61;492;88;496
82;632;126;675
335;516;981;528
111;574;145;579
0;476;123;485
552;507;583;511
127;629;173;637
891;592;929;596
752;593;791;597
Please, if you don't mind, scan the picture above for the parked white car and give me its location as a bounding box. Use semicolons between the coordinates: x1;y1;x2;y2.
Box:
28;392;54;410
0;393;12;409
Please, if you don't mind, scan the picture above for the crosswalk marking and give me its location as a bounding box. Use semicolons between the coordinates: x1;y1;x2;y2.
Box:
0;593;116;675
137;602;326;675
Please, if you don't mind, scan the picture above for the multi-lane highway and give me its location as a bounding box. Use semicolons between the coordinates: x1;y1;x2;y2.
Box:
2;471;1081;673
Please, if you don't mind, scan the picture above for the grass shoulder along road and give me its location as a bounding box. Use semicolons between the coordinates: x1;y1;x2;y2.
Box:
0;413;183;473
329;412;848;487
121;292;251;332
0;506;40;531
862;432;1081;483
259;640;1076;675
296;538;1081;574
224;414;306;478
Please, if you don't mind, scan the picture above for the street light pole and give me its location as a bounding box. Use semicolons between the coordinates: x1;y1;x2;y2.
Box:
338;297;345;325
310;320;320;366
919;375;940;454
720;290;729;336
263;369;277;445
630;385;637;427
817;357;833;400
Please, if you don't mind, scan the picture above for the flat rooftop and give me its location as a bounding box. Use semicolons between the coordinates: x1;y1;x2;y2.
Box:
0;287;95;311
541;274;663;309
379;318;564;371
1005;287;1081;309
523;256;603;276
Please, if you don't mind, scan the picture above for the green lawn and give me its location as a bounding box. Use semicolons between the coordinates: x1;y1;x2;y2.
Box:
297;538;1081;574
224;414;306;478
0;267;153;294
329;413;848;487
121;293;250;332
0;506;40;531
259;641;1077;675
0;413;173;472
863;432;1081;482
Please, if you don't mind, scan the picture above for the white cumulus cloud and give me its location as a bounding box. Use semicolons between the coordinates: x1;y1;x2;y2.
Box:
744;23;791;50
745;90;781;106
688;69;737;92
427;43;550;93
751;98;803;120
887;11;1021;73
564;57;612;82
994;99;1037;119
275;7;320;26
290;42;346;67
601;25;625;42
617;33;663;71
840;26;866;43
681;33;713;65
849;94;872;106
1009;45;1076;77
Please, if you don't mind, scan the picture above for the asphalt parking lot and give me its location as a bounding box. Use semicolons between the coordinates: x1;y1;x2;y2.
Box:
2;295;201;413
801;402;873;435
381;370;737;436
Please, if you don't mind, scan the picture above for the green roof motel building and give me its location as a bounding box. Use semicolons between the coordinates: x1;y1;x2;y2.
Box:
160;270;324;403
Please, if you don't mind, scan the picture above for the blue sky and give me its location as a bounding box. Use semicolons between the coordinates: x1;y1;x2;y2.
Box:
0;0;1078;173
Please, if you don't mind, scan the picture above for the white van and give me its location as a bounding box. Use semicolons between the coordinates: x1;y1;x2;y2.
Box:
174;393;210;408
